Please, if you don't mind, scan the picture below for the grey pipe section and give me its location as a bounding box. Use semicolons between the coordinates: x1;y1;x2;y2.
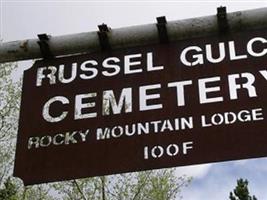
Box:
1;7;267;63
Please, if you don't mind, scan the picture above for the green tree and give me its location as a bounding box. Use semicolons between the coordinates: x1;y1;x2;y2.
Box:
0;178;18;200
53;170;191;200
0;63;55;199
0;63;20;184
0;62;192;199
229;178;257;200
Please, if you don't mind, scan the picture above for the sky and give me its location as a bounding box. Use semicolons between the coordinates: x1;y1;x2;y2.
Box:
2;0;267;199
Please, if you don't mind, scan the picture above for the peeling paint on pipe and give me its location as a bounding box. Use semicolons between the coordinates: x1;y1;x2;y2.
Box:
1;7;267;63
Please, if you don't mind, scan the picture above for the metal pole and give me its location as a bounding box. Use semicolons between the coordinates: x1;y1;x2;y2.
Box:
1;7;267;63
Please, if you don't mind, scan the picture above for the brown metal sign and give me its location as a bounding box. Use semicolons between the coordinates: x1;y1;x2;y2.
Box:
14;28;267;185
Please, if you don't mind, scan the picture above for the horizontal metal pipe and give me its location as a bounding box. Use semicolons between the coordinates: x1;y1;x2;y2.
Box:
1;7;267;63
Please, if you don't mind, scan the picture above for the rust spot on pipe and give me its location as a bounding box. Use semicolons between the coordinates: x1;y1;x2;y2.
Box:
20;40;29;52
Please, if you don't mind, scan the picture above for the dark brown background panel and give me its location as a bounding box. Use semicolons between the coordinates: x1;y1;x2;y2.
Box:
14;28;267;185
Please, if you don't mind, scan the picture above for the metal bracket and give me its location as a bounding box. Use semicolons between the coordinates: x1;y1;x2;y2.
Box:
217;6;229;33
156;16;169;43
97;24;111;51
37;34;54;59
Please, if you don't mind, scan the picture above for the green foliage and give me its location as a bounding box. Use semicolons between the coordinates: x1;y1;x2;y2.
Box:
0;178;18;200
52;170;192;200
0;63;54;199
229;178;257;200
21;185;56;200
0;63;21;185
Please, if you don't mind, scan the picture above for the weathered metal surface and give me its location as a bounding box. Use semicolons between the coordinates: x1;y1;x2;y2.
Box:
14;27;267;185
1;7;267;63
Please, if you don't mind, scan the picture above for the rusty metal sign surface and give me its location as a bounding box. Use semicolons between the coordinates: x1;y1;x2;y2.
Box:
14;28;267;185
